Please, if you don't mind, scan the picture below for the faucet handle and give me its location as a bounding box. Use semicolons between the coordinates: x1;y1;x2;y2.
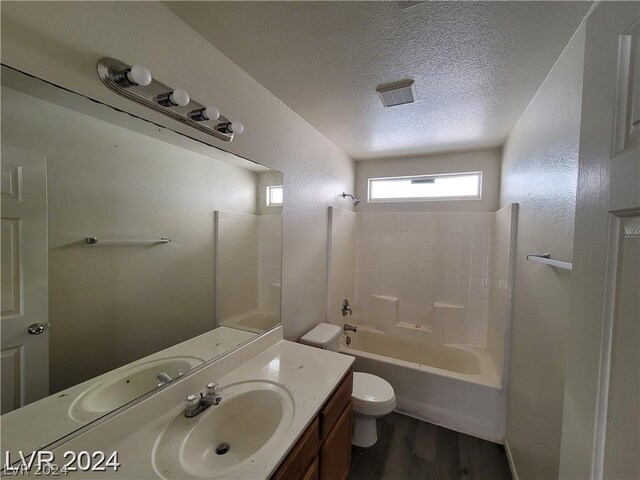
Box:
185;394;200;413
205;382;218;395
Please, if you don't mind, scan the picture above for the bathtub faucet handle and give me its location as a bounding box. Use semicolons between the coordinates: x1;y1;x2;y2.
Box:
341;299;352;316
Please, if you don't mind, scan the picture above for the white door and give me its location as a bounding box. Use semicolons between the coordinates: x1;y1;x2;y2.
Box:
598;11;640;477
1;144;48;414
560;3;640;480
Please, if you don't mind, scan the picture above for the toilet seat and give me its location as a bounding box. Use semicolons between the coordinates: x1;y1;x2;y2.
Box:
352;372;395;406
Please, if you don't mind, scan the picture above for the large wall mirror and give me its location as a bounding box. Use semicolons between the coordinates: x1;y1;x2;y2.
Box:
0;65;282;459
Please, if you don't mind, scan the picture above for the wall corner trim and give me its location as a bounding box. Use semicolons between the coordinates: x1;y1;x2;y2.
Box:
505;439;520;480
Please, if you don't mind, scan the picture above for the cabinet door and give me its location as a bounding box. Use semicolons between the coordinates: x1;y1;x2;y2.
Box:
321;371;352;440
302;458;319;480
271;417;320;480
320;403;352;480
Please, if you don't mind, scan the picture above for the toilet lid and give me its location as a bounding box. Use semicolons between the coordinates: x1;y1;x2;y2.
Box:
352;372;395;405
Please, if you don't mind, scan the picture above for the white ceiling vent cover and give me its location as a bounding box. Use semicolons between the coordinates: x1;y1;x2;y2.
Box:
376;79;417;107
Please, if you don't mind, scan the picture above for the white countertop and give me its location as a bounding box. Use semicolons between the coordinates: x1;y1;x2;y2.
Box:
17;327;354;480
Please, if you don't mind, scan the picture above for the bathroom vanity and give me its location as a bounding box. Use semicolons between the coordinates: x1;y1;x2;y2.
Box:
10;326;354;480
271;369;353;480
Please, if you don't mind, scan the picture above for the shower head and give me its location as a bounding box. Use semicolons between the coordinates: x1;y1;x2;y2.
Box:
341;192;361;206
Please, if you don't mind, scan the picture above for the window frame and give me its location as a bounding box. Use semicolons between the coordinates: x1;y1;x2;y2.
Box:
367;171;483;203
265;185;283;207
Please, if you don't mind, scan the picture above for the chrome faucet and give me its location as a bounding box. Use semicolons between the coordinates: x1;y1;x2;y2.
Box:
156;372;173;387
341;299;352;316
184;382;222;418
344;323;357;333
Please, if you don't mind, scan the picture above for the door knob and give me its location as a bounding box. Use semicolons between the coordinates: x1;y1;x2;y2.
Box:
27;323;45;335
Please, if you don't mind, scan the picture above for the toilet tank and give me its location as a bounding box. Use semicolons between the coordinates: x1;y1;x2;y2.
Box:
300;323;342;352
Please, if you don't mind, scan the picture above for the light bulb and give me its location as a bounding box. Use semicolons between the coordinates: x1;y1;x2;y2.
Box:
189;106;220;121
157;89;191;107
229;121;244;135
203;107;220;121
126;65;152;87
170;89;190;107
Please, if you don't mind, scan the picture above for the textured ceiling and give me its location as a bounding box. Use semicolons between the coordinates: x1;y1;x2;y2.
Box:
166;1;591;160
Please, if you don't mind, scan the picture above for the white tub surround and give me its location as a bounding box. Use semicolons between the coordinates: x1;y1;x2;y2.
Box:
12;326;354;479
328;205;518;443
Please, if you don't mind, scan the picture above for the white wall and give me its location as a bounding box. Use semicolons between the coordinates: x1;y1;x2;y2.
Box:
355;147;501;212
500;25;586;480
0;1;355;341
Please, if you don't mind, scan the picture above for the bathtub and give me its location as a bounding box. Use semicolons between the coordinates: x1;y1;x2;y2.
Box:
340;328;506;442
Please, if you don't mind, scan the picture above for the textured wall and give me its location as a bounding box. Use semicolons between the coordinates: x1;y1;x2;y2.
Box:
0;1;355;341
500;25;585;480
355;148;502;213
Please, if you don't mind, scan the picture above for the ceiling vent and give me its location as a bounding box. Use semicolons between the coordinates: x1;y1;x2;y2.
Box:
376;80;416;107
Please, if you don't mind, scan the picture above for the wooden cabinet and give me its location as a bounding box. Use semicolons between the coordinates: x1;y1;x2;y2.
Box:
271;370;353;480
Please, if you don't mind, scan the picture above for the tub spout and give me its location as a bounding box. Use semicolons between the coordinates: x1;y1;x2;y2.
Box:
344;323;357;333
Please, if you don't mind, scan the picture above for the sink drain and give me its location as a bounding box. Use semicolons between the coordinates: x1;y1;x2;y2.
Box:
215;443;231;455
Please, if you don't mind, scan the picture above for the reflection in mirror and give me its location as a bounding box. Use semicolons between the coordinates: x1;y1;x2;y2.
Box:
215;171;282;333
0;66;282;461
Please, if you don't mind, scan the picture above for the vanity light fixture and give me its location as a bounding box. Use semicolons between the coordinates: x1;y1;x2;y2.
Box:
97;57;243;142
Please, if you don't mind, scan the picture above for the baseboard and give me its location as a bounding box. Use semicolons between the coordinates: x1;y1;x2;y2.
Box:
504;439;519;480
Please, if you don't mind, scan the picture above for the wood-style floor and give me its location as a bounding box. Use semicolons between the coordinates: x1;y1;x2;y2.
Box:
348;413;512;480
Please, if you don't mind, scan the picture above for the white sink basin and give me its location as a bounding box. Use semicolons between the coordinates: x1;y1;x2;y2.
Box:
153;380;294;479
69;356;205;422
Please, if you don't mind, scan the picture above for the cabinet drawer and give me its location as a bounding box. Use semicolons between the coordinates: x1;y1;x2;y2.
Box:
320;370;353;440
271;417;320;480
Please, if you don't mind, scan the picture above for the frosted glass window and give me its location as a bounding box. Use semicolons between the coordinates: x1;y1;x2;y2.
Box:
368;172;482;202
266;185;283;206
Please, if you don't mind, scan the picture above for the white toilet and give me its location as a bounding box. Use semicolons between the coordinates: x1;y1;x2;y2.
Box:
300;323;396;448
